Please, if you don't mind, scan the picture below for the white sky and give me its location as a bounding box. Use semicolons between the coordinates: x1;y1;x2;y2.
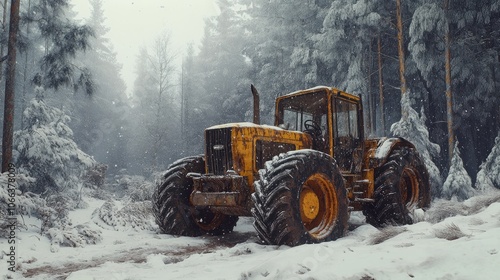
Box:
71;0;219;96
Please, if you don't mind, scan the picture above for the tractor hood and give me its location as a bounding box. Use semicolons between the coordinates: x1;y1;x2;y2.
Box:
204;122;312;185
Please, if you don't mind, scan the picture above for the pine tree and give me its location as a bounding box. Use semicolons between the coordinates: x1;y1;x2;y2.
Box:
316;0;424;136
407;0;449;156
26;0;94;94
409;0;500;176
14;87;96;195
71;0;129;174
195;0;250;124
11;0;96;166
451;1;500;180
316;0;382;95
239;0;328;122
442;140;475;201
476;131;500;192
391;92;442;197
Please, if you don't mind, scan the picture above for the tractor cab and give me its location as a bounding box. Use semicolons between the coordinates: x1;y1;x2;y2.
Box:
275;86;364;173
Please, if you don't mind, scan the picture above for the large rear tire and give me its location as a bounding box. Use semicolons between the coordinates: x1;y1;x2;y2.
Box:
363;146;430;227
153;156;238;236
252;150;348;246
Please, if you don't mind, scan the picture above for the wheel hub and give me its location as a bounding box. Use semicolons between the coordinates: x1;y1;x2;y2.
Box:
300;187;320;222
299;173;339;240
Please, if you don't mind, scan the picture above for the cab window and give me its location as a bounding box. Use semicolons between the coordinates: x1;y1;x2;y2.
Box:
333;98;360;171
335;99;358;138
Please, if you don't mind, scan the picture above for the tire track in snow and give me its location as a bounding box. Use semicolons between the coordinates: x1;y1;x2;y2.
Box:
23;231;255;279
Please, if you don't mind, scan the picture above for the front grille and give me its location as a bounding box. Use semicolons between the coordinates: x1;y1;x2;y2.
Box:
205;128;233;175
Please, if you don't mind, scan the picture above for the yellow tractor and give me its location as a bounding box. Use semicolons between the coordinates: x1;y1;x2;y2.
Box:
153;85;430;246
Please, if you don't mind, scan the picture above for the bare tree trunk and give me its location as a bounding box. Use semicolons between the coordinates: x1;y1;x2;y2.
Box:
2;0;20;172
444;0;454;163
367;39;374;136
396;0;408;118
147;33;176;171
21;0;32;128
0;0;8;82
377;35;385;134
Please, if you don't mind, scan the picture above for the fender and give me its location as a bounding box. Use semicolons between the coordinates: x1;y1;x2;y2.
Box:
367;137;416;169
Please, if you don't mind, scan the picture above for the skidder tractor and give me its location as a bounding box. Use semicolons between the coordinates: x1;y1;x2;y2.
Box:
153;85;430;246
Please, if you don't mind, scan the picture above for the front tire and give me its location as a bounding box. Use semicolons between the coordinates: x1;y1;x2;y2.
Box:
363;146;430;227
152;156;238;236
252;150;348;246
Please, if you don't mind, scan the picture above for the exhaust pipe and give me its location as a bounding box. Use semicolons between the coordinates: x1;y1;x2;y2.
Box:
251;84;260;125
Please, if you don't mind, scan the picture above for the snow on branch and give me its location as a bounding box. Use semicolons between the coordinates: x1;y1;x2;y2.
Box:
390;92;443;197
442;141;475;201
476;131;500;192
14;94;97;195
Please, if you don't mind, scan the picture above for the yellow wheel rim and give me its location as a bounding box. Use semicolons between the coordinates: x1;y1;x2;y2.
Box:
400;168;419;207
299;173;338;239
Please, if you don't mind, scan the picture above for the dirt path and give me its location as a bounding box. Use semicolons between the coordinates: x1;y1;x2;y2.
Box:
23;231;256;279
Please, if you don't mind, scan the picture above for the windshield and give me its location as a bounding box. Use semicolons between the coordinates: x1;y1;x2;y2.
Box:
277;91;328;131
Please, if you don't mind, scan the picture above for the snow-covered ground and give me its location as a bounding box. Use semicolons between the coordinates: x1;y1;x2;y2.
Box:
2;190;500;280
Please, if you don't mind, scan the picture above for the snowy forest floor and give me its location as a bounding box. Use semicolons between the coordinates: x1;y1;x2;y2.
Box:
2;190;500;280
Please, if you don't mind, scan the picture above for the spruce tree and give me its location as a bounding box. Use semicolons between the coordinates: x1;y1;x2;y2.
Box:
26;0;94;94
14;87;96;195
442;141;475;201
476;131;500;192
239;0;328;122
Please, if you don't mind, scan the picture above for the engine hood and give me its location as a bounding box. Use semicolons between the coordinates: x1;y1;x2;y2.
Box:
204;122;312;186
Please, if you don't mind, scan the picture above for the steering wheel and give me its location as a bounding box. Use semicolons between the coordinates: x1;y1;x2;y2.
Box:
303;120;326;151
304;120;322;136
